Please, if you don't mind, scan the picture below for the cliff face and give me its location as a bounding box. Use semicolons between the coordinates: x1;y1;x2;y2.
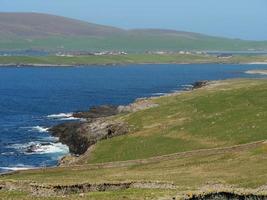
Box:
73;105;119;119
49;106;128;155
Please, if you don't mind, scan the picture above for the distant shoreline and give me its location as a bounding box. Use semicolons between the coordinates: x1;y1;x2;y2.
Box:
0;62;267;68
0;63;74;67
0;54;267;67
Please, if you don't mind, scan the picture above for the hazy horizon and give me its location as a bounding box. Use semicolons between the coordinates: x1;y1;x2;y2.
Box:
1;0;267;41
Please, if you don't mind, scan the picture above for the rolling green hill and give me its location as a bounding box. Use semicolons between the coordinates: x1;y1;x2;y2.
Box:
0;12;267;52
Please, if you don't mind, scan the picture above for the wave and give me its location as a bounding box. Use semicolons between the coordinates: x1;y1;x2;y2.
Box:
20;126;49;133
152;92;166;96
182;84;193;88
9;141;69;155
47;112;80;121
28;142;69;155
47;112;73;119
58;116;80;121
0;164;35;171
30;126;49;133
0;167;33;171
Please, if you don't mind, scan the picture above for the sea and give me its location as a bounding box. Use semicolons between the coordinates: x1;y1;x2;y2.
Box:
0;64;266;173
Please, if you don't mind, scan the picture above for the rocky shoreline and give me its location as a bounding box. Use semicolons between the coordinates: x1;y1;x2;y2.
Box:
49;105;129;156
48;81;210;166
49;101;159;166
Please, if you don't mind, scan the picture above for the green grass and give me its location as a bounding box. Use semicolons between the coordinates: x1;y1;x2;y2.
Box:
1;79;267;199
1;141;267;199
0;54;267;66
88;79;267;163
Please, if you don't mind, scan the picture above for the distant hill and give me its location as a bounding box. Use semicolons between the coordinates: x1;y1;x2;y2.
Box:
0;12;266;52
0;12;124;37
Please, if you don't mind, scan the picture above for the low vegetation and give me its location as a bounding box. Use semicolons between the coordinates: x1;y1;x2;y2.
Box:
1;79;267;199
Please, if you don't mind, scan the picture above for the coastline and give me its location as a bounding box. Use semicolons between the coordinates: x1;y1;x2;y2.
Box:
0;61;267;67
1;79;267;199
0;54;266;67
48;81;210;166
0;80;208;175
1;74;266;173
0;63;74;67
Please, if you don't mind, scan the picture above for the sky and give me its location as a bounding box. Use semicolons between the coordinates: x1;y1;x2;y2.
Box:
1;0;267;40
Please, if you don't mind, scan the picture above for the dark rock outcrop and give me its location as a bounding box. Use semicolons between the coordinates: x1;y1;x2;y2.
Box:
49;122;89;155
192;81;209;89
49;119;128;155
49;101;159;156
73;105;119;119
49;105;128;155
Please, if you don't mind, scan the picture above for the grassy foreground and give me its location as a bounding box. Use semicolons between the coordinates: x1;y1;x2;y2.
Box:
0;54;267;66
1;79;267;199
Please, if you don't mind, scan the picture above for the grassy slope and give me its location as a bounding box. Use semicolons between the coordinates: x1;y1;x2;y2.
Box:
89;79;267;163
1;143;267;200
0;54;267;65
1;79;267;200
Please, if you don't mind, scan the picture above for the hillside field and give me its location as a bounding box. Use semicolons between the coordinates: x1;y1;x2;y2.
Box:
1;79;267;199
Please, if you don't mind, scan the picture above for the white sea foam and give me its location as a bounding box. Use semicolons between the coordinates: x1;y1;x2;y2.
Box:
0;164;35;171
58;116;80;121
47;113;73;119
30;126;49;133
20;126;49;133
9;141;69;155
182;84;193;88
152;93;166;96
27;142;69;155
47;112;80;121
0;167;33;171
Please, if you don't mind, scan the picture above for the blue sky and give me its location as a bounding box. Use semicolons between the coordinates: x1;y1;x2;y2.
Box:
1;0;267;40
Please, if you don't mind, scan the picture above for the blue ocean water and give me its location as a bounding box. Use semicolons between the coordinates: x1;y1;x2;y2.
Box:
0;64;266;173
